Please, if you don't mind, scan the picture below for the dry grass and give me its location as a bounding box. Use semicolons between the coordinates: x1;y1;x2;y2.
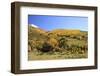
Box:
28;51;88;60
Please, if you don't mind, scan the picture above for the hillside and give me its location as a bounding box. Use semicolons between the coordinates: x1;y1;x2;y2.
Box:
50;29;81;35
28;25;88;60
28;25;48;40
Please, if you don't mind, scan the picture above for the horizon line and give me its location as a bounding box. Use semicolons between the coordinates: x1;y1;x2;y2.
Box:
29;24;88;32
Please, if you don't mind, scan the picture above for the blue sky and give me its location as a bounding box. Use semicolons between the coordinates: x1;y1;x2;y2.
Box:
28;15;88;31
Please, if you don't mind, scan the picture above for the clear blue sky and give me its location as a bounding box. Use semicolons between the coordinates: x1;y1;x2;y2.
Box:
28;15;88;31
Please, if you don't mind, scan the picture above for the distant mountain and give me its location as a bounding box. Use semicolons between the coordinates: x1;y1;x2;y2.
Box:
29;24;39;28
49;29;81;36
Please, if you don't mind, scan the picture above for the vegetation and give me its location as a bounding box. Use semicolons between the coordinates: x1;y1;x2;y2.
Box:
28;25;88;60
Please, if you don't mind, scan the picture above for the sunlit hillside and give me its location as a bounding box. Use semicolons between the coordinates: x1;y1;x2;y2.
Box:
28;25;88;60
28;25;48;40
50;29;81;35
